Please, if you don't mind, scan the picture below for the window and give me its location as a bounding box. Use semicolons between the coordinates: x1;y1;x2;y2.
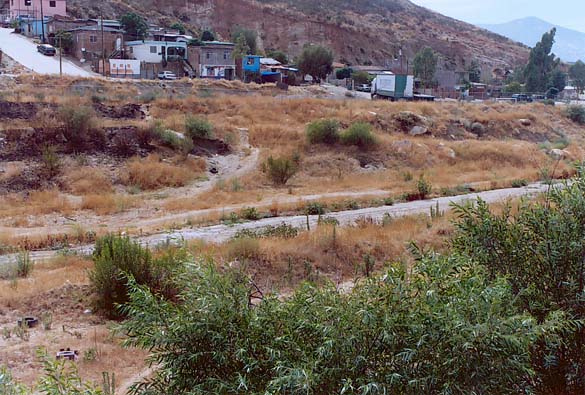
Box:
247;57;255;65
24;0;31;6
206;52;211;60
150;46;157;54
49;1;56;7
224;51;229;60
89;35;97;43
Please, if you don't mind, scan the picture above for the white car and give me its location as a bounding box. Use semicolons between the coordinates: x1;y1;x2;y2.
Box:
157;71;178;80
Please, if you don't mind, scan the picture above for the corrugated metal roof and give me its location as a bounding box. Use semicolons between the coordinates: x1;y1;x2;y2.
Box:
260;57;281;66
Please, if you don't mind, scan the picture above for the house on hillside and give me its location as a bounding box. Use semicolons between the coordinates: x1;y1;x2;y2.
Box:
125;40;189;79
242;55;299;83
10;0;66;19
67;25;124;61
188;41;235;80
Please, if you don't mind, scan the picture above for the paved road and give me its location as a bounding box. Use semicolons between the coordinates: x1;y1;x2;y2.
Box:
0;182;553;265
0;28;93;77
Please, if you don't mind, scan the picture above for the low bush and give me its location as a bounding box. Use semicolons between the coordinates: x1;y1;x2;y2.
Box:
566;105;585;124
305;202;327;215
340;122;377;149
58;105;97;151
67;167;113;195
240;207;260;220
89;234;184;317
185;116;214;140
120;257;546;394
234;223;299;239
41;145;61;179
121;155;194;190
264;156;298;185
417;175;432;199
306;119;340;145
150;121;194;153
511;178;529;188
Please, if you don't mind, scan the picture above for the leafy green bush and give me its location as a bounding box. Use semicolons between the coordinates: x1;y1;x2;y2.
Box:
0;365;28;395
306;119;340;145
451;174;585;393
41;145;61;178
89;235;183;317
234;224;299;239
265;156;298;185
511;178;528;188
340;122;377;149
120;256;547;394
240;207;260;220
58;105;97;151
566;105;585;124
185;116;214;140
305;202;326;215
416;175;432;199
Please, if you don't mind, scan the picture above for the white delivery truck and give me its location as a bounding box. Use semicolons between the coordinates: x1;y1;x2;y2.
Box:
371;74;414;101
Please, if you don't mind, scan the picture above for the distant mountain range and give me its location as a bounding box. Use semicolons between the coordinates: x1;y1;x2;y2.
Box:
479;17;585;63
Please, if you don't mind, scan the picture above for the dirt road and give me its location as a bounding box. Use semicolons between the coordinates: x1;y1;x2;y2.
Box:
0;182;552;265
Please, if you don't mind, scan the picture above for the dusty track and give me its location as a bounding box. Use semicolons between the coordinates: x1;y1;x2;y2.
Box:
0;182;551;265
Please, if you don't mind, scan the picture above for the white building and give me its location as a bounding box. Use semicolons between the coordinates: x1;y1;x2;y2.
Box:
126;40;187;63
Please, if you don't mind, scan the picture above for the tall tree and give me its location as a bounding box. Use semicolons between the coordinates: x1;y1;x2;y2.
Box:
524;28;560;93
231;27;257;55
413;47;437;89
569;60;585;94
548;68;566;94
232;34;250;60
266;49;288;64
120;13;149;41
201;29;216;42
297;45;334;82
467;60;481;83
170;22;186;35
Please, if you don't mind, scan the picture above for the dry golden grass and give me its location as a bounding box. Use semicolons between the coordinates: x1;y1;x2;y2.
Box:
81;193;138;215
66;167;113;195
121;154;200;191
0;189;72;218
0;255;92;305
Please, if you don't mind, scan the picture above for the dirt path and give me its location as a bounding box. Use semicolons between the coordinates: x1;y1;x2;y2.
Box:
0;182;552;265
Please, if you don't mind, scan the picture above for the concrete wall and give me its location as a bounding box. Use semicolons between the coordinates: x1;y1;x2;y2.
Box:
11;0;66;19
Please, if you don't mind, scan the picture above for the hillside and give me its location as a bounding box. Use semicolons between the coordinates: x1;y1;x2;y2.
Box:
480;17;585;63
61;0;528;70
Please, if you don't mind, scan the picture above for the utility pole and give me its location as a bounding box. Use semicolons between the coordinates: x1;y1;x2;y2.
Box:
101;13;106;76
59;33;62;77
39;0;45;43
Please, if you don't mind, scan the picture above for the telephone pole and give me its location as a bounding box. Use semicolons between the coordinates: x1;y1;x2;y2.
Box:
101;13;106;76
39;0;45;43
59;34;63;77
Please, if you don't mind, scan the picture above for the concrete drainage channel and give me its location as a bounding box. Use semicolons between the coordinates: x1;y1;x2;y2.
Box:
0;182;554;265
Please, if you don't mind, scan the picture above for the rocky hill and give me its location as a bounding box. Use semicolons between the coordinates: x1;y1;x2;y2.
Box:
61;0;529;70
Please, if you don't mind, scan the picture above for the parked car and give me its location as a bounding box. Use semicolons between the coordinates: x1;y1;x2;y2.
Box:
511;94;533;103
356;84;371;92
157;71;177;80
37;44;56;56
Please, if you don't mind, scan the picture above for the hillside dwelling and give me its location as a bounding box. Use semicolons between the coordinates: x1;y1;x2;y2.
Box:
152;31;193;43
188;41;235;80
10;0;66;19
68;25;124;61
17;16;48;39
109;59;141;79
126;40;187;63
46;15;93;35
241;55;295;83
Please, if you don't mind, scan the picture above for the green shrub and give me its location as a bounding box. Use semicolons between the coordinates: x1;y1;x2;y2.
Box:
89;235;183;318
340;122;377;149
265;156;298;185
0;365;28;395
305;202;326;215
416;175;432;199
306;119;340;145
511;178;528;188
58;105;97;151
41;145;61;178
543;99;555;106
240;207;260;220
566;105;585;124
16;251;33;278
120;257;545;394
185;116;214;140
151;122;193;153
234;224;299;239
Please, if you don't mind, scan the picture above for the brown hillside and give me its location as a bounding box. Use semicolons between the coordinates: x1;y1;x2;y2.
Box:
62;0;528;70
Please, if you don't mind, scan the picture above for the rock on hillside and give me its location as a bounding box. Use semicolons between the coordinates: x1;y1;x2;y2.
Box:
61;0;528;70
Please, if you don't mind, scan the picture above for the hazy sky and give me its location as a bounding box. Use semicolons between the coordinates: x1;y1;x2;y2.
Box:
410;0;585;32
